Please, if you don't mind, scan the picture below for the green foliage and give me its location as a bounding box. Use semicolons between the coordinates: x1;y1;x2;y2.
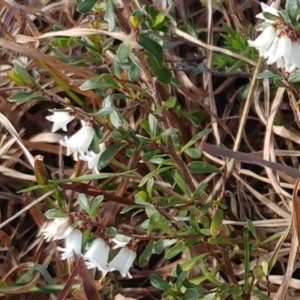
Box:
4;0;287;298
44;209;67;219
77;0;97;13
285;0;299;26
213;22;257;69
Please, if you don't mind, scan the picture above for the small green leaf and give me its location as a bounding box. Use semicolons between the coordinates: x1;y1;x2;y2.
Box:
104;0;115;31
146;177;154;199
208;237;231;245
153;240;164;254
184;148;202;159
187;161;221;174
79;75;104;90
90;195;104;217
135;191;149;204
253;265;264;280
100;73;122;90
261;260;269;276
261;231;284;244
286;0;298;25
146;55;172;85
110;110;124;129
184;109;205;125
17;264;54;286
138;34;164;67
148;212;172;234
69;57;101;65
13;62;34;85
50;37;74;48
140;119;151;136
189;206;201;232
77;0;97;13
150;274;171;291
78;193;90;214
44;209;66;219
106;227;117;236
164;96;177;108
111;131;123;140
152;12;167;30
139;166;174;187
160;128;178;139
94;107;114;118
128;63;141;81
226;59;244;74
117;42;130;63
289;69;300;83
98;142;126;169
7;92;47;104
149;113;158;138
181;129;212;153
247;219;259;241
154;239;177;255
210;209;223;236
184;288;200;300
165;243;188;259
176;271;188;291
257;71;281;79
172;169;191;197
142;149;160;161
139;240;154;267
180;253;208;272
191;182;208;201
274;79;289;88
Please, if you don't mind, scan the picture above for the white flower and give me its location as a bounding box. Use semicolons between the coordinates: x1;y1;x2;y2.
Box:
45;110;75;132
57;229;82;260
248;25;277;56
41;217;72;242
84;238;110;274
256;2;279;22
288;42;300;71
79;143;106;172
60;122;95;156
265;34;292;68
111;234;131;249
109;247;136;278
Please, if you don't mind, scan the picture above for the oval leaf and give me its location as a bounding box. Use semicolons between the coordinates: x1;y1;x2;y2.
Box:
187;161;221;174
138;34;164;67
210;209;223;237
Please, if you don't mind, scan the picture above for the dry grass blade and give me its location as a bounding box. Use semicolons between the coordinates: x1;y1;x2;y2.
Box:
0;190;53;230
0;113;34;169
16;28;143;49
273;179;300;299
170;25;257;66
263;87;292;200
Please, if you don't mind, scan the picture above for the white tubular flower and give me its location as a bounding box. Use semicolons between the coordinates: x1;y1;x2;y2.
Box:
57;229;82;260
111;234;132;249
84;238;110;274
41;217;71;242
109;247;136;278
248;25;277;56
79;151;101;169
45;110;75;132
60;122;95;156
256;2;279;22
289;42;300;70
79;143;106;172
265;34;292;68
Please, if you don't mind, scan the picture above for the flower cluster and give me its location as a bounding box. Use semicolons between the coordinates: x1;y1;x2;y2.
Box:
248;2;300;73
41;218;137;278
46;110;106;173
